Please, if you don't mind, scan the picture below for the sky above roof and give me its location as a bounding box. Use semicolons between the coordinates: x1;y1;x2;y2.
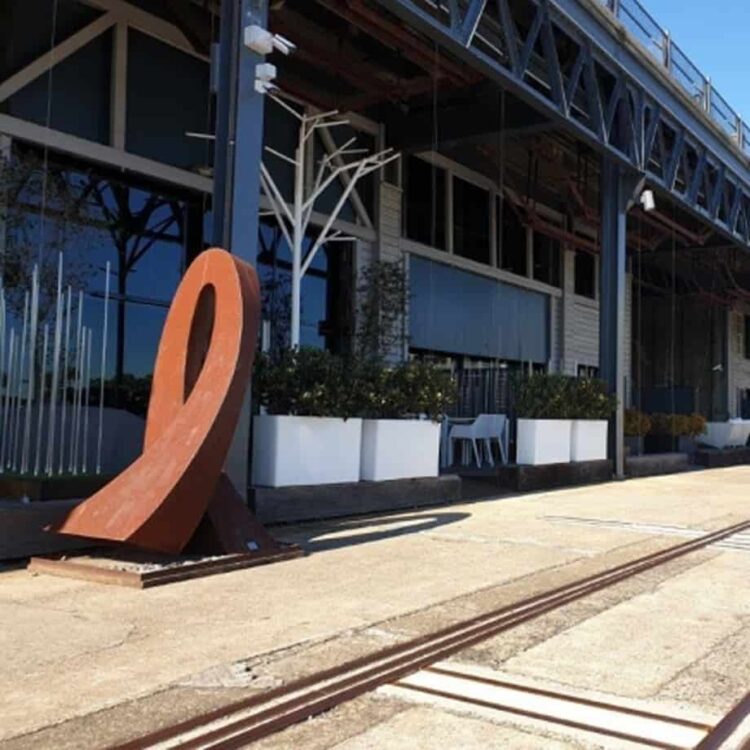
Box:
644;0;750;120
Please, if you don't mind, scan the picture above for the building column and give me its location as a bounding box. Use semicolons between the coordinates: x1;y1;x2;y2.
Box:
599;158;634;478
213;0;269;499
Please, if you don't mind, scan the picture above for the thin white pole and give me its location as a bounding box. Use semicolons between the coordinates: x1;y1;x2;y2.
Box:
96;262;110;475
1;329;14;468
72;324;85;475
0;288;5;468
82;326;92;474
11;292;29;472
45;253;64;475
69;291;83;474
58;286;72;474
290;119;305;348
21;265;39;474
33;323;48;476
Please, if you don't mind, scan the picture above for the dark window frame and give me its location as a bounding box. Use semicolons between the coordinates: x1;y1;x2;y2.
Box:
574;250;597;299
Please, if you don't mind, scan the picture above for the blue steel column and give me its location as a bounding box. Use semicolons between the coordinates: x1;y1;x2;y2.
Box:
213;0;268;498
599;158;628;478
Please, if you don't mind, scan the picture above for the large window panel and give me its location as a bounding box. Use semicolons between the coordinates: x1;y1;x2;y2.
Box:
574;251;596;299
126;31;210;170
410;255;549;363
453;176;490;265
0;0;101;81
7;31;112;144
532;231;561;287
499;198;527;276
404;156;445;250
257;220;348;354
4;144;206;415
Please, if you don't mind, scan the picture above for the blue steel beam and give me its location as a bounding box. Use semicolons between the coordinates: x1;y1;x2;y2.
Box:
374;0;750;249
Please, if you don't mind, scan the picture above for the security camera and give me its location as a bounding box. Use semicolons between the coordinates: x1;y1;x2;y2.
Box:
640;189;656;212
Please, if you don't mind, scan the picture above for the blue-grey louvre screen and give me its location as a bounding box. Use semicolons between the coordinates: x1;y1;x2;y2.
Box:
409;255;549;363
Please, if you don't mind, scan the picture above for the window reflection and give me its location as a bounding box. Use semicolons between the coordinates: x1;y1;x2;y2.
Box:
2;145;206;415
257;220;349;354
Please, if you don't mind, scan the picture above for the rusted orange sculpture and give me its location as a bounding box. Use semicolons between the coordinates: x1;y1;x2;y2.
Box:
58;248;282;556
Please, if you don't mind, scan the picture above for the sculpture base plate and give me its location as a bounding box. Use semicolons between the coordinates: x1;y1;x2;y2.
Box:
27;545;303;589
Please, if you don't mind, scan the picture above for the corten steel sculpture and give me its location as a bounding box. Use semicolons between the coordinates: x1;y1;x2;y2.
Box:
58;248;282;556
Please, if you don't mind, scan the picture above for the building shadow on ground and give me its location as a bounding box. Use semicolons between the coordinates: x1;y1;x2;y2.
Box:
274;510;470;554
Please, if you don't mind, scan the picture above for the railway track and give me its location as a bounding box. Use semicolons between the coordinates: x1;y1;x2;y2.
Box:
111;518;750;750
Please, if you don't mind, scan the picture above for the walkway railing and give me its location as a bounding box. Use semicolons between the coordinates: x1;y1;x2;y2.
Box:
600;0;750;156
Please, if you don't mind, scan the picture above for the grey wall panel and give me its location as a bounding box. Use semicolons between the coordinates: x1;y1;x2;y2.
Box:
409;255;549;362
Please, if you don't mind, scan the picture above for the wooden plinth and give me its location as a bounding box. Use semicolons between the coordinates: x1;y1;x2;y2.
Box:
28;545;303;589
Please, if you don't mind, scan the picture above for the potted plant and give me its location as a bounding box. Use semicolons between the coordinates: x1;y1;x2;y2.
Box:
251;348;363;487
646;413;702;454
358;360;456;482
570;378;616;462
624;409;651;456
679;413;707;454
515;374;574;466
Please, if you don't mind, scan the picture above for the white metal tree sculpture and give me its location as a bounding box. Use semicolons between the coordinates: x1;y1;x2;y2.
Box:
260;94;398;348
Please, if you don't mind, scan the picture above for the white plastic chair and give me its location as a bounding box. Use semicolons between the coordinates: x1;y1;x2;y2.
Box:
449;414;508;468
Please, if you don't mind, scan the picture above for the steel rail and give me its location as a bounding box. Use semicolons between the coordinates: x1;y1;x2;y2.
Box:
393;682;685;750
424;665;712;730
695;691;750;750
110;517;750;750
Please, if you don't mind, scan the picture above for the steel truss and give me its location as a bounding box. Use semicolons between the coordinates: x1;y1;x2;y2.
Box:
375;0;750;248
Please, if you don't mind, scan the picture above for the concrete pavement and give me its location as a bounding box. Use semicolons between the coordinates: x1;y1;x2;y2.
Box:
2;467;750;748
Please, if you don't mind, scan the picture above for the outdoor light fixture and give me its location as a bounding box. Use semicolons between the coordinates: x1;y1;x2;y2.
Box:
255;63;278;94
640;189;656;212
243;25;296;56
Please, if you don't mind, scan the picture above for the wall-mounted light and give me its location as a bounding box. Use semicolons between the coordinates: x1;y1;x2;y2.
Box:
243;25;295;56
640;189;656;212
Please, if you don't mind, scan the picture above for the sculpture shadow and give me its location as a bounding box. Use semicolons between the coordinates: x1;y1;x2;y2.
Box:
276;510;470;554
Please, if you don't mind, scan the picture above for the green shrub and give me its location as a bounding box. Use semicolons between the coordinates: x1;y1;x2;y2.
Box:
650;413;705;437
253;349;456;421
686;413;707;438
570;378;617;420
254;348;356;418
515;373;575;419
624;409;651;437
515;374;616;420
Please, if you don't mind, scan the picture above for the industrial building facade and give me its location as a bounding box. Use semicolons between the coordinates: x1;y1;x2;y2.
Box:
3;0;750;478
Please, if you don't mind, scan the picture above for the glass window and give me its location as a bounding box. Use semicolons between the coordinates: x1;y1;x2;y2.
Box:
313;126;375;224
745;316;750;360
257;220;350;354
453;176;490;265
404;156;445;250
3;144;206;415
575;251;596;299
533;232;561;287
499;198;527;276
126;30;211;170
8;30;112;144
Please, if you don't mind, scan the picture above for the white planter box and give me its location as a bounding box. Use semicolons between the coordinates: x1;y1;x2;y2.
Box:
516;419;572;466
360;419;441;481
571;420;608;462
702;420;750;449
251;415;362;487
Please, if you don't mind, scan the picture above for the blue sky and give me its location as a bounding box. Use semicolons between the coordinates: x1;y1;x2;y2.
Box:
643;0;750;119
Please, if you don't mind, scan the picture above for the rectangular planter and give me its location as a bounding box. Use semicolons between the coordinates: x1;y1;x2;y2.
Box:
360;419;441;481
702;421;750;450
571;420;608;462
516;419;572;466
251;415;362;488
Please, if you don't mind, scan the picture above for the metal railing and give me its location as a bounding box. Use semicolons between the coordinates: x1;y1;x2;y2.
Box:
600;0;749;156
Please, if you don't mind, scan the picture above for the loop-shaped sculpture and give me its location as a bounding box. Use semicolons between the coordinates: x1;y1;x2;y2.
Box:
59;248;279;556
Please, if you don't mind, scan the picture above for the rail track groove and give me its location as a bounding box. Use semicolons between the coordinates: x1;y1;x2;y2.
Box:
110;518;750;750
